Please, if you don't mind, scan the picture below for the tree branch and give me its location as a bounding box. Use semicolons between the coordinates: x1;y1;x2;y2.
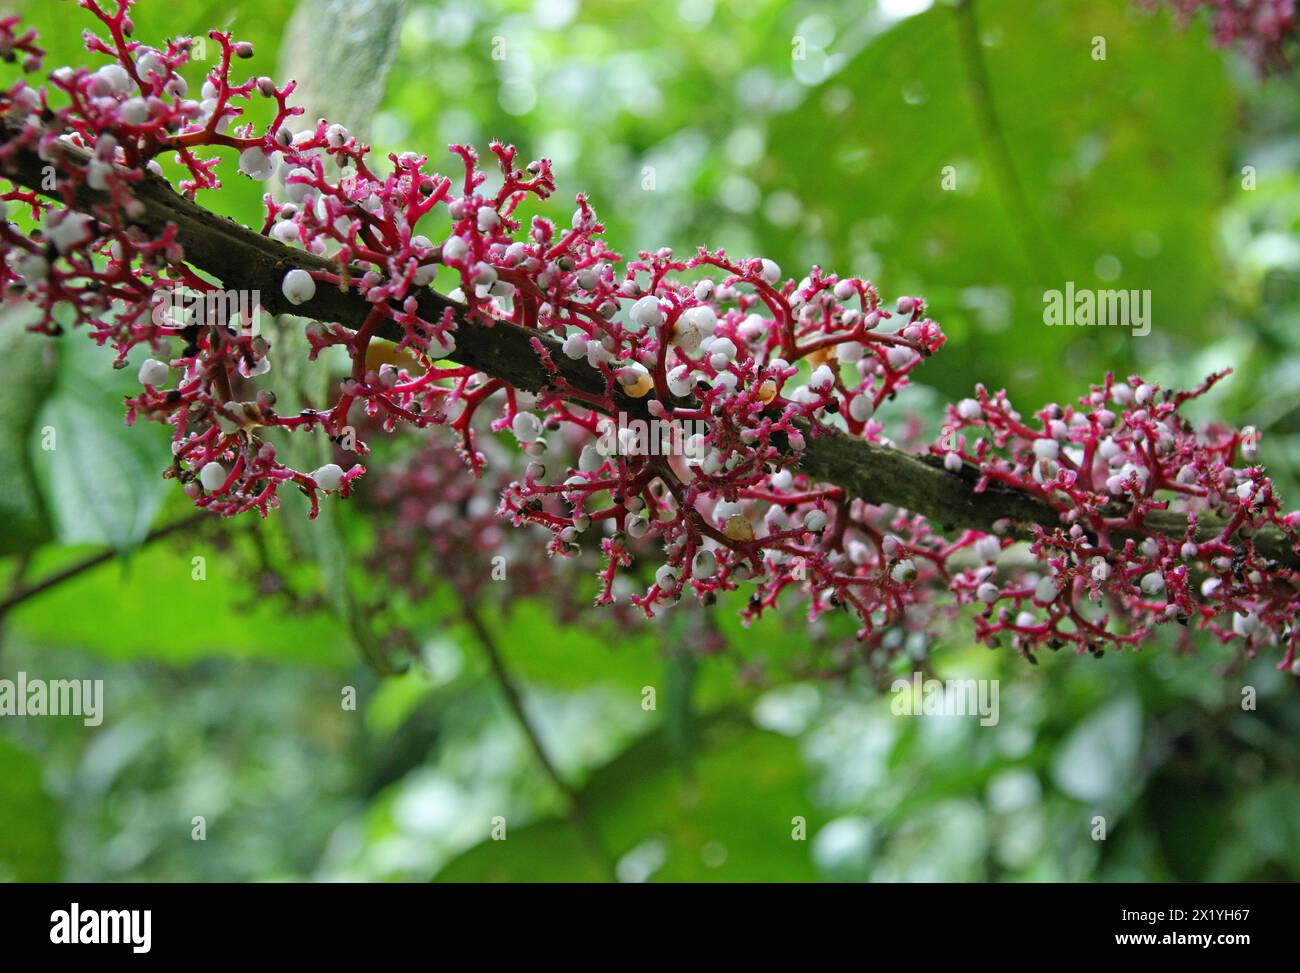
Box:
4;127;1295;570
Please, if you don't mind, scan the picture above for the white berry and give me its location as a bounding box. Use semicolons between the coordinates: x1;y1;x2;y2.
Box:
891;559;917;584
239;147;274;180
511;411;543;442
629;296;664;331
692;548;717;579
849;394;874;423
199;461;227;492
311;463;345;491
137;358;169;386
442;235;469;264
281;268;316;305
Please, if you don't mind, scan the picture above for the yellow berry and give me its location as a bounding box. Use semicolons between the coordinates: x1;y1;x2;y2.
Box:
723;515;754;541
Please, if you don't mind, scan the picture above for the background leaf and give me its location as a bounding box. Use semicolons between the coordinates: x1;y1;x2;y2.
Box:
6;540;354;666
30;337;169;551
278;0;410;138
761;0;1233;408
435;715;820;882
0;305;56;554
1050;694;1143;804
0;736;61;881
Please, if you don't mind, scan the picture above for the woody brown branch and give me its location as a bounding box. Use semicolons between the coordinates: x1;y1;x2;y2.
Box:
4;128;1296;571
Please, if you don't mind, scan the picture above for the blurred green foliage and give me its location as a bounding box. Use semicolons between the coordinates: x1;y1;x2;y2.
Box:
1;0;1298;883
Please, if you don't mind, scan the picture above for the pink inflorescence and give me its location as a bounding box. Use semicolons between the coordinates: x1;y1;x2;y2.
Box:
364;426;653;632
1142;0;1298;71
1;2;1297;670
935;373;1298;666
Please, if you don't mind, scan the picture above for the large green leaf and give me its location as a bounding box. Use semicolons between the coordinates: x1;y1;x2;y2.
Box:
435;715;821;882
6;540;353;666
761;0;1234;407
435;818;610;883
485;597;740;711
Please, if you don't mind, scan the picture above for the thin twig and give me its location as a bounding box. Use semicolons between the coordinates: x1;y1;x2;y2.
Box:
0;549;33;665
460;601;617;881
0;511;210;619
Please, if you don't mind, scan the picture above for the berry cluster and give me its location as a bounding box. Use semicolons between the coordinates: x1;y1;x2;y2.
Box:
934;373;1298;664
363;426;656;632
494;247;944;622
1;2;1297;671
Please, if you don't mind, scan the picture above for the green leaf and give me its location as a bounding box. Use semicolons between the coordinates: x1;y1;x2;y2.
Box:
437;818;610;883
0;307;56;554
6;540;353;667
1050;695;1143;804
762;0;1234;408
492;598;660;691
435;714;821;882
663;615;699;776
0;735;61;881
484;598;741;712
30;337;169;551
278;0;410;138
